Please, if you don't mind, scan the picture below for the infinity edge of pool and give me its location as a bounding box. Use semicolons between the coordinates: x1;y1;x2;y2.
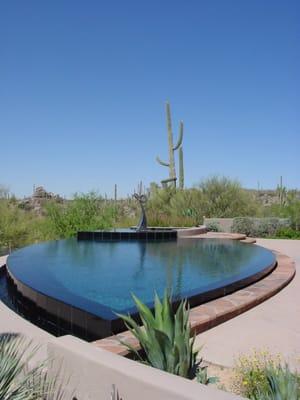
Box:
4;238;276;341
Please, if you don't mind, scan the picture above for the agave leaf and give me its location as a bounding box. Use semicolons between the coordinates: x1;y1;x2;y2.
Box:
145;350;165;370
118;339;144;363
191;337;200;360
153;328;172;354
265;363;299;400
154;293;163;329
132;293;156;326
116;313;147;343
143;335;166;370
179;358;190;378
0;333;67;400
165;348;177;374
162;293;174;341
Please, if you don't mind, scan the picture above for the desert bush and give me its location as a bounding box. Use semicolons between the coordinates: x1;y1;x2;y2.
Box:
231;217;255;236
255;218;280;237
45;192;115;238
147;187;203;226
234;350;281;398
231;217;291;237
146;177;261;227
274;227;300;239
233;350;300;400
282;194;300;231
169;189;204;223
205;221;221;232
263;191;300;231
197;176;259;218
0;201;34;251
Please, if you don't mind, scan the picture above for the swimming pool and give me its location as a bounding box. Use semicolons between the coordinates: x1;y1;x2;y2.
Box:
6;238;276;340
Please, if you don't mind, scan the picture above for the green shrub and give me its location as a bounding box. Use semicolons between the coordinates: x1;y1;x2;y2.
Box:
205;221;221;232
45;192;115;238
146;177;262;227
234;350;281;398
254;218;282;238
274;227;300;239
231;217;292;238
279;192;300;230
264;192;300;230
118;293;199;379
197;176;259;218
147;187;203;227
0;201;33;251
234;350;300;400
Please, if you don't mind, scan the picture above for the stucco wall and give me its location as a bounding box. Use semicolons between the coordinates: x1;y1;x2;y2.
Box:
204;218;234;232
47;335;241;400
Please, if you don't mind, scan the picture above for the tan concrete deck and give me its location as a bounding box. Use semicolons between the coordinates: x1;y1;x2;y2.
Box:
196;239;300;370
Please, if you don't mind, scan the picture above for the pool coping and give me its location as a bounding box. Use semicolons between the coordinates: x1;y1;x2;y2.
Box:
92;250;296;356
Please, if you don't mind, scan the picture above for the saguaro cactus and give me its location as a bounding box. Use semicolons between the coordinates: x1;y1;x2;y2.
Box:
114;184;117;202
179;146;184;189
156;102;184;188
277;176;287;207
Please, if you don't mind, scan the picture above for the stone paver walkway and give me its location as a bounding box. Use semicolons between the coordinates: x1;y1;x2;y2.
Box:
196;239;300;370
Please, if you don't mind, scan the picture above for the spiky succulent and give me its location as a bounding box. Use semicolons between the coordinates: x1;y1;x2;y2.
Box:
118;293;199;378
263;364;300;400
0;333;64;400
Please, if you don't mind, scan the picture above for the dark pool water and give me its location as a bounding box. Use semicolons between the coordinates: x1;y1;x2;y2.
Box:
7;238;276;318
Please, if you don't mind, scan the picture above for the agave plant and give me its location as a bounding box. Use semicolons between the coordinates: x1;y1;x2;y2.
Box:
118;293;199;379
196;358;218;385
262;363;300;400
0;333;64;400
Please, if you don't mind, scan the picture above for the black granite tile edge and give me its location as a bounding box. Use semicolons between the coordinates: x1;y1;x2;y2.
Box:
77;230;178;241
3;256;277;341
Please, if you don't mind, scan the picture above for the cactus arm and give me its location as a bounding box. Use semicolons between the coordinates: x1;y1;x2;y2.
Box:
173;121;183;150
179;146;184;189
156;156;170;167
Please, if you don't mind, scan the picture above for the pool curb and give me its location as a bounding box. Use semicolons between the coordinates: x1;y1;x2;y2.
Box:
92;250;296;356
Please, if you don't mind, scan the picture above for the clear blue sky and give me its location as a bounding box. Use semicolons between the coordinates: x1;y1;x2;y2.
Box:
1;0;299;198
